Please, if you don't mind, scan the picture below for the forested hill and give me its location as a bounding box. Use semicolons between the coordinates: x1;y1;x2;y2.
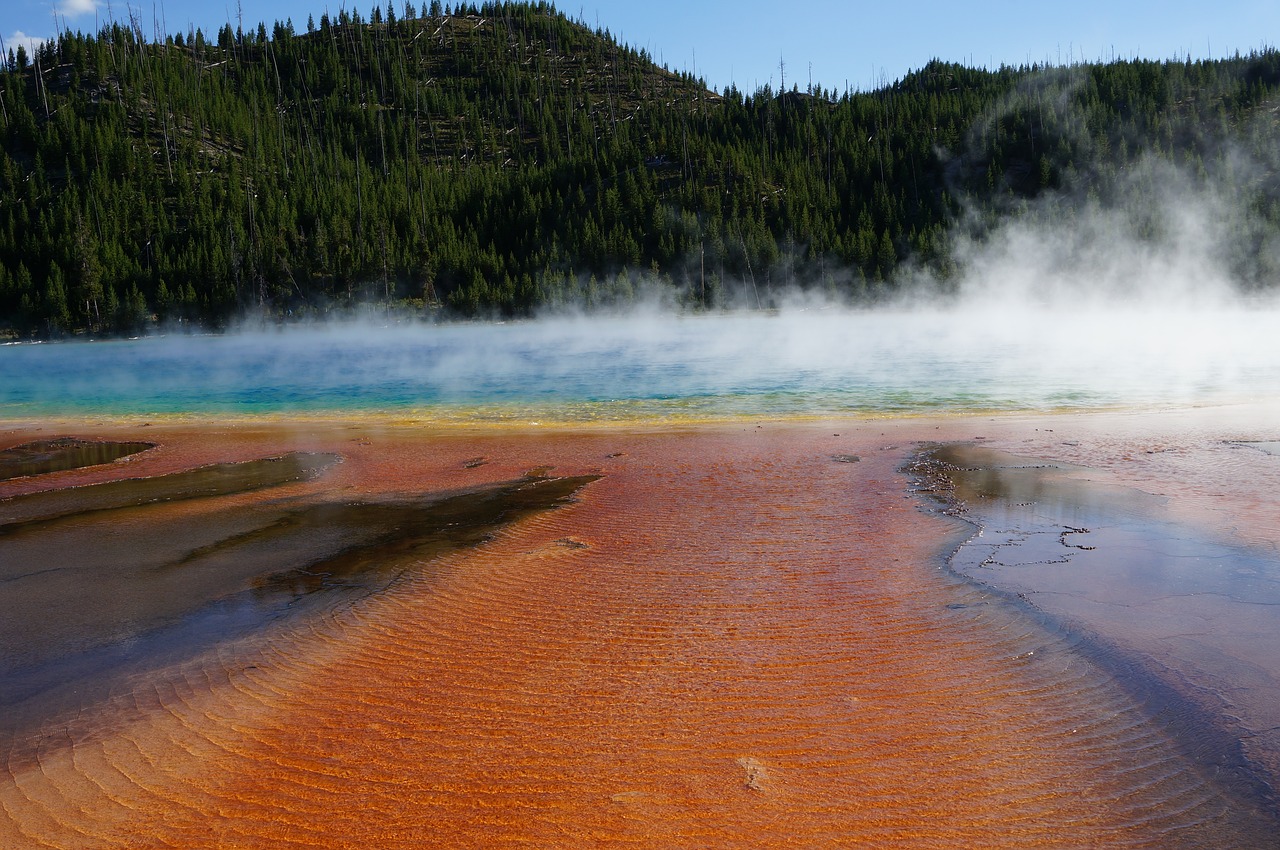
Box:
2;1;1280;336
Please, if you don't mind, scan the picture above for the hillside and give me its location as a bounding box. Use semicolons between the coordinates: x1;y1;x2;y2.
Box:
2;1;1280;336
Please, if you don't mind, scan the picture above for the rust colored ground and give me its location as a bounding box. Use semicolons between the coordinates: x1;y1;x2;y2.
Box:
0;414;1274;848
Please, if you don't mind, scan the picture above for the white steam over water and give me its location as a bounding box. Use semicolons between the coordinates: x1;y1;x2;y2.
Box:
0;300;1276;420
3;167;1279;421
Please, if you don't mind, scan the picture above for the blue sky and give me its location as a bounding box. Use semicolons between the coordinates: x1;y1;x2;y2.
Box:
4;0;1278;93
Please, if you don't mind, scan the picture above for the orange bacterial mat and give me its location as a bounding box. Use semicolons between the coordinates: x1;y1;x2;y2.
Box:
0;416;1276;848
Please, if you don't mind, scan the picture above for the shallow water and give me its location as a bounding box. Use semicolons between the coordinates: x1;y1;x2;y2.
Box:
0;461;597;770
0;451;339;534
0;439;154;481
919;443;1280;807
4;310;1280;846
1239;440;1280;456
0;422;1274;844
3;308;1279;419
6;424;1277;848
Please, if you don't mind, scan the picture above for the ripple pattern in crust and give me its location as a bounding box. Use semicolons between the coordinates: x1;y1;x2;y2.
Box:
1;425;1271;848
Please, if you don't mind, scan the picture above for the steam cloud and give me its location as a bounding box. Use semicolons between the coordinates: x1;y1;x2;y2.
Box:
6;65;1280;419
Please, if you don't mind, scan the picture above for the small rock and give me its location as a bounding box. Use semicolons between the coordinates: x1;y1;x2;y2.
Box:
736;757;768;792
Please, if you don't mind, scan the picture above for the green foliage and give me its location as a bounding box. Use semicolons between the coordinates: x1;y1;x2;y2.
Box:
1;5;1279;336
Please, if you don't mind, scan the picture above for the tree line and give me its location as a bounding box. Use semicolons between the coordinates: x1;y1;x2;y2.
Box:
1;1;1279;336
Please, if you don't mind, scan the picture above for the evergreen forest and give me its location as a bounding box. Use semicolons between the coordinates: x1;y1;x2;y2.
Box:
2;1;1280;336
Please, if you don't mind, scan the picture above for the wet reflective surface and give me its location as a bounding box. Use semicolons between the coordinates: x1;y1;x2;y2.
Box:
1237;440;1280;457
0;451;339;535
3;420;1280;848
918;442;1280;819
0;438;153;481
5;309;1280;420
0;445;596;772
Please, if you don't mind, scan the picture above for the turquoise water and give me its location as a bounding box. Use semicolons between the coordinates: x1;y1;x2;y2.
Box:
1;309;1275;420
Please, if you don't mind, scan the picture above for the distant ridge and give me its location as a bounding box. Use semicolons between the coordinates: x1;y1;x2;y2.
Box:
1;2;1279;335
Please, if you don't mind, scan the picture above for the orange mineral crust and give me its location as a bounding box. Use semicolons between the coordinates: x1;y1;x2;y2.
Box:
0;420;1271;848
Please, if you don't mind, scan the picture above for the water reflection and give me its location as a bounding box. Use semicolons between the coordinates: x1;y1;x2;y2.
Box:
0;451;340;535
0;437;154;481
916;443;1280;818
5;310;1280;419
0;451;597;762
1236;440;1280;457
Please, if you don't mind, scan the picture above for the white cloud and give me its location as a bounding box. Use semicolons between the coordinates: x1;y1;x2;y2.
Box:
57;0;100;17
2;31;48;56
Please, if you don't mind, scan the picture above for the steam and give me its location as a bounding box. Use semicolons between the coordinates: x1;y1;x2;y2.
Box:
5;286;1277;419
877;147;1280;411
9;165;1280;420
948;191;1228;309
5;66;1280;420
933;159;1277;310
10;167;1280;420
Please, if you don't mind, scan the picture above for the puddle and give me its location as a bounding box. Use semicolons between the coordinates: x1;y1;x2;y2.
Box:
913;443;1280;820
0;456;597;754
0;437;154;481
0;451;341;535
1234;440;1280;457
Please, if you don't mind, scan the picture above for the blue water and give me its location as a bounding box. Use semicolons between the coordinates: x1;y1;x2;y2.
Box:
1;308;1276;420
